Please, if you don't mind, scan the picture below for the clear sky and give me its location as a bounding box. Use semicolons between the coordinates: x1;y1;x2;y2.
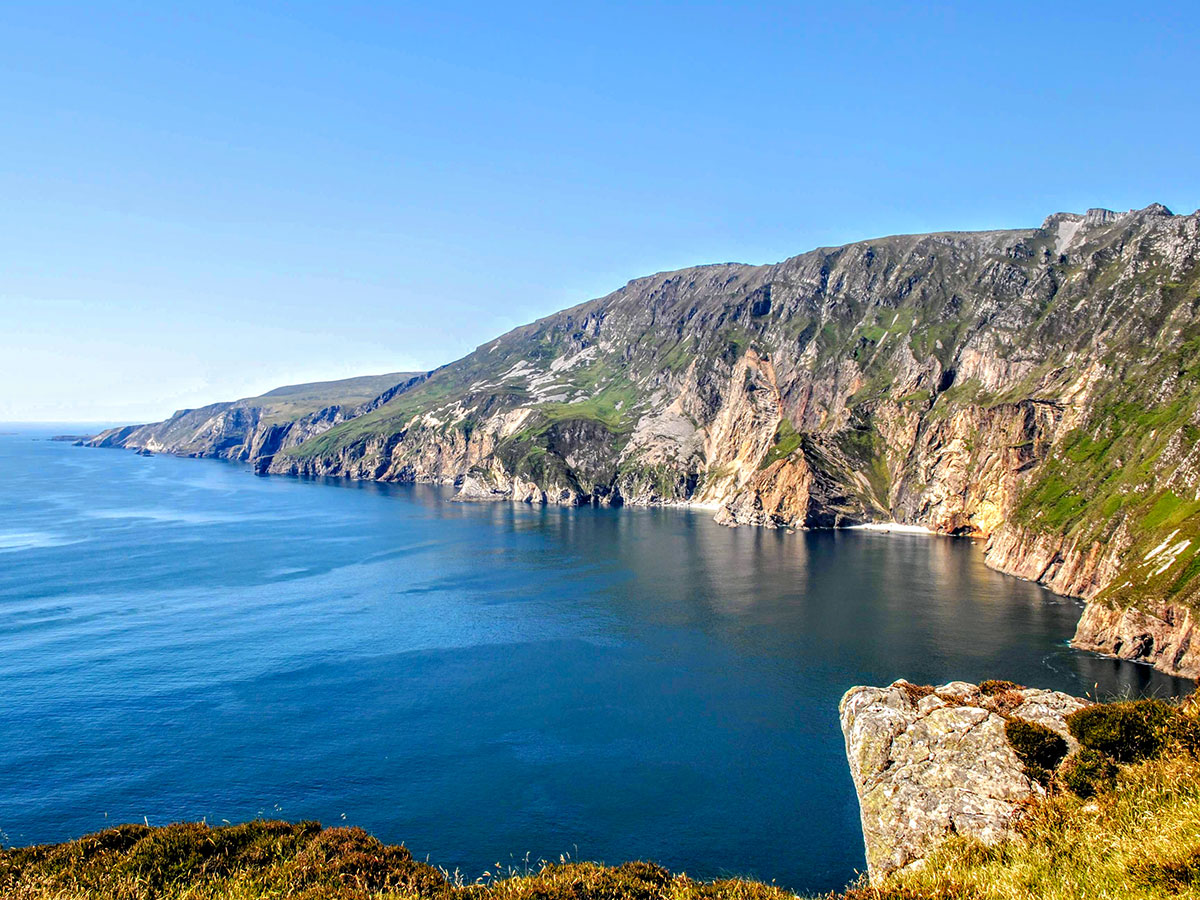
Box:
2;2;1198;423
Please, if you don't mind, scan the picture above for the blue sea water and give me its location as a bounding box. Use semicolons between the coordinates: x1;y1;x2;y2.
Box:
0;427;1191;892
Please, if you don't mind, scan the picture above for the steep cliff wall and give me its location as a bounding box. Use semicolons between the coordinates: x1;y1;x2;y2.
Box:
88;372;425;469
91;205;1200;677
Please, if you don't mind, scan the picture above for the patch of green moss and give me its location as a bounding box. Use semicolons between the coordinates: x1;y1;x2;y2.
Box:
659;339;694;374
835;426;891;509
859;323;887;343
1170;550;1200;598
760;419;802;468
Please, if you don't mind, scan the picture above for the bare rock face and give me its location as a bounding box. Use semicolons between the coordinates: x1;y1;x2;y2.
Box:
839;679;1088;883
1073;600;1200;678
983;524;1119;600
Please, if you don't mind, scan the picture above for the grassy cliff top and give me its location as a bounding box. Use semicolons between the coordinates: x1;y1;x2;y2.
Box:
6;690;1200;900
235;372;422;424
0;820;793;900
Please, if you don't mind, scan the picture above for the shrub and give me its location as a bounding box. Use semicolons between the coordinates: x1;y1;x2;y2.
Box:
1170;691;1200;757
116;823;214;891
1066;698;1177;762
985;688;1028;718
1060;747;1119;798
1005;719;1068;786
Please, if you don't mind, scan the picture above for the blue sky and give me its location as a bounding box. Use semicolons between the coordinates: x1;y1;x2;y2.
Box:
2;2;1198;422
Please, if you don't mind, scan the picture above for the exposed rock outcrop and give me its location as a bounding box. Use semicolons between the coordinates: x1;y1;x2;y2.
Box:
983;523;1122;601
839;679;1089;883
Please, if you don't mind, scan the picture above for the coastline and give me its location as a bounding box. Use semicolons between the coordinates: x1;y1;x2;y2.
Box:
844;522;937;535
71;439;1197;683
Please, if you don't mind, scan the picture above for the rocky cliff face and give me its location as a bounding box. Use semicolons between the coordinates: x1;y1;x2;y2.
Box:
88;372;425;469
1072;599;1199;677
91;205;1200;677
840;679;1088;883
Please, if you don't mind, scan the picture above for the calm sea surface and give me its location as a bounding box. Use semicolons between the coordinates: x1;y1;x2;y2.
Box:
0;427;1192;892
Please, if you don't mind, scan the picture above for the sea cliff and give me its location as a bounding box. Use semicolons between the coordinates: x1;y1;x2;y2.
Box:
88;204;1200;677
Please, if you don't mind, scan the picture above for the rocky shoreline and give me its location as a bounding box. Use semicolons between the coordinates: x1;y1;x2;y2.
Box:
81;427;1200;682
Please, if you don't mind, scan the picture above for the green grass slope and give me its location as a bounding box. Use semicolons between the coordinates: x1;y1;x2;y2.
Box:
236;372;422;424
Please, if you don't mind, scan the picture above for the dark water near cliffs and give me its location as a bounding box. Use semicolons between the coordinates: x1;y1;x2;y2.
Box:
0;428;1191;892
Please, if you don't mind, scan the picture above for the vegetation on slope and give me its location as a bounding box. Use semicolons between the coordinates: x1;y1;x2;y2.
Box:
856;688;1200;900
264;210;1200;633
0;821;792;900
246;373;421;424
1007;309;1200;612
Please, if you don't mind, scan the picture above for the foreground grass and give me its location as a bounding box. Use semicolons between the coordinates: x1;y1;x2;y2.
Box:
7;692;1200;900
857;748;1200;900
0;821;796;900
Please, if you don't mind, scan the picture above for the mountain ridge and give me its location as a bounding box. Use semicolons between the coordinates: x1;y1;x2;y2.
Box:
88;204;1200;678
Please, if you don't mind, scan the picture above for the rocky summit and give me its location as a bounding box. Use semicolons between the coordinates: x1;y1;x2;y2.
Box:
839;679;1088;883
89;204;1200;678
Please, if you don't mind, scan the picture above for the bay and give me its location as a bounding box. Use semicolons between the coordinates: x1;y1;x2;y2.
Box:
0;427;1190;893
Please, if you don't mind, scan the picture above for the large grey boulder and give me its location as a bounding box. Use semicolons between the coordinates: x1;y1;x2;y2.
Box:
839;679;1088;883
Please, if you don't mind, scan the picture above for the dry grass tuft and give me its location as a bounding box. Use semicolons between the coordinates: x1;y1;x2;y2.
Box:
978;681;1024;696
897;682;935;705
980;688;1026;718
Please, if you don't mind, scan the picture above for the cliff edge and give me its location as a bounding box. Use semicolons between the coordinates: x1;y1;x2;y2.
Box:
840;679;1088;883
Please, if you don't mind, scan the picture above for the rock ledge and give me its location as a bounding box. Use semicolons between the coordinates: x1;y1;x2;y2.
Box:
839;679;1088;883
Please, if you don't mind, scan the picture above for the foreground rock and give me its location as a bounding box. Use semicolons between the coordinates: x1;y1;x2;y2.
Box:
839;679;1088;883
